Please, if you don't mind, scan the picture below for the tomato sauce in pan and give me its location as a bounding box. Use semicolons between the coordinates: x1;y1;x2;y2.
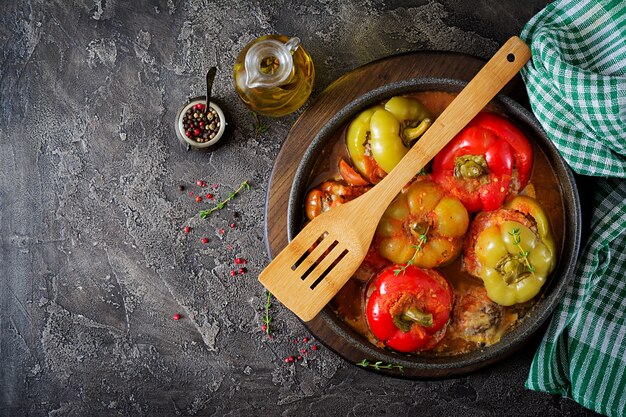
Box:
303;92;564;355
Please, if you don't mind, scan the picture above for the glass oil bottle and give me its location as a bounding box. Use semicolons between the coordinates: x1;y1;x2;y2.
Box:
233;35;314;117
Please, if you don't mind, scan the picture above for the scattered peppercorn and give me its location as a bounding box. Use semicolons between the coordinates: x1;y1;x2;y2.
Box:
195;196;203;202
230;223;236;228
201;237;209;244
297;356;303;361
219;228;225;235
238;267;246;274
312;345;319;351
206;194;213;199
261;325;267;332
184;226;190;234
303;337;309;343
197;180;204;186
230;270;237;277
301;349;307;354
173;313;181;321
234;258;243;264
284;356;295;363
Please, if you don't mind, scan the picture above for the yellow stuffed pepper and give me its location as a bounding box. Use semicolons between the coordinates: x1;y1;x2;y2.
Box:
464;196;557;306
345;96;432;184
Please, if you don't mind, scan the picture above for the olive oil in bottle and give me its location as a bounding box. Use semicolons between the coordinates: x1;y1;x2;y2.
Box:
233;35;314;117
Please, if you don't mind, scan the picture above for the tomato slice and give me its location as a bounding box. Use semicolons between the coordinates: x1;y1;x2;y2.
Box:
338;159;369;186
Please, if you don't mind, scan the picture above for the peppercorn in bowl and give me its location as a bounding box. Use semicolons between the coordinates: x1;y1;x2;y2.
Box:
176;97;226;150
287;78;581;378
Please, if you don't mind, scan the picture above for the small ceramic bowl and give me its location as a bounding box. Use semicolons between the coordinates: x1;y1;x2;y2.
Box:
175;97;227;150
287;78;581;378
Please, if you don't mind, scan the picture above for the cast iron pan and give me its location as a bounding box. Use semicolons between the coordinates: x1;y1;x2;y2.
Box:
287;78;581;378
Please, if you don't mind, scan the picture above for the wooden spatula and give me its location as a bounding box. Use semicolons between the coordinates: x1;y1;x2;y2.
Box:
259;36;531;322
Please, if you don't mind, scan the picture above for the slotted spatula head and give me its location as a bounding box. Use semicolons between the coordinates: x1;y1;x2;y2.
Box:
260;36;531;322
259;193;382;321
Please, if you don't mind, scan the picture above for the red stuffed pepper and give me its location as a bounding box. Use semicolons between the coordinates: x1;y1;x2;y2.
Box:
432;112;533;212
366;265;453;352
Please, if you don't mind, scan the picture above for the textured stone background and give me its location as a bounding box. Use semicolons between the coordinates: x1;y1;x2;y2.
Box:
0;1;600;416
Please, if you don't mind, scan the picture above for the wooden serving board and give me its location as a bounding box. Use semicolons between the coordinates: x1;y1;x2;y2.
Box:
264;50;528;374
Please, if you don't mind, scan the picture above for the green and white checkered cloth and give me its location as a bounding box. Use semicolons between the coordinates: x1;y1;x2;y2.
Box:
520;1;626;416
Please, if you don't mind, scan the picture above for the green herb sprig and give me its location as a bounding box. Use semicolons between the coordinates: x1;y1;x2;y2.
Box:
357;359;404;373
509;227;535;273
263;290;273;335
199;180;250;219
394;225;430;276
252;112;268;137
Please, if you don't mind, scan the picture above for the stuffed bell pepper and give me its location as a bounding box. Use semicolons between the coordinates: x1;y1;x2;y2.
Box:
375;179;469;268
463;195;556;306
345;96;432;184
432;112;533;212
366;265;453;352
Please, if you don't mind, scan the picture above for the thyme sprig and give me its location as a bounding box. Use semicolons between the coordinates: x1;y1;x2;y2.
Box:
394;225;430;276
509;227;535;273
252;112;268;137
263;290;273;335
199;180;250;219
357;359;404;373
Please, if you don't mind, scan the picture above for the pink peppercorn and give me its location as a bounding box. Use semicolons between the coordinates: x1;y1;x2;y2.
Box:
195;196;202;202
184;226;190;234
230;270;237;277
201;237;209;244
173;313;181;321
312;345;319;351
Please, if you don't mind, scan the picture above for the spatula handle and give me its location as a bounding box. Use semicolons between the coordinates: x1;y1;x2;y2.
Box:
372;36;531;206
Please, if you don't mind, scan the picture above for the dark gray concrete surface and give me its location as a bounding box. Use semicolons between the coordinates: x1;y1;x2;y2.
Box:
0;1;600;416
